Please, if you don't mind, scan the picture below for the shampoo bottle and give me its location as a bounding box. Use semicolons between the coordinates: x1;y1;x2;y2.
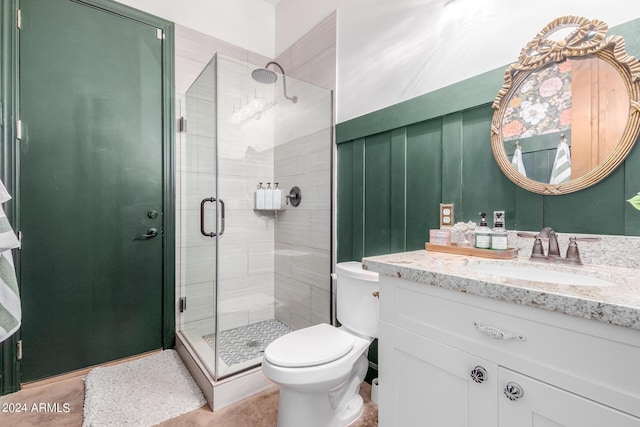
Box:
475;212;491;249
255;183;265;210
273;182;282;210
264;182;273;209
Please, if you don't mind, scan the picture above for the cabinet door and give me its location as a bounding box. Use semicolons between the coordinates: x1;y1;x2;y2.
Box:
499;368;640;426
379;322;498;427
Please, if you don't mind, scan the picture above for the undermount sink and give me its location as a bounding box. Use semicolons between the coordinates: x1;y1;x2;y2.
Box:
466;262;619;287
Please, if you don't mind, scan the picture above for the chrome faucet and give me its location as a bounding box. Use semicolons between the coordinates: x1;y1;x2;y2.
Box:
518;227;600;265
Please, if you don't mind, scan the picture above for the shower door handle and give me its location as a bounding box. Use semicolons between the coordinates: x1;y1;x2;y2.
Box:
200;197;216;237
218;198;225;236
200;197;225;237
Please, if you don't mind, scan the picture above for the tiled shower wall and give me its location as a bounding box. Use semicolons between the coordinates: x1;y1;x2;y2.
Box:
273;12;336;329
175;11;337;333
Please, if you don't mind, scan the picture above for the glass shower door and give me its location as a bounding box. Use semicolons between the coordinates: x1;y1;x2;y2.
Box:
178;53;333;382
213;55;281;378
178;56;219;378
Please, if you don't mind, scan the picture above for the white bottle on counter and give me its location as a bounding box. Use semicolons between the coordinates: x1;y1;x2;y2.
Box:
490;212;508;250
255;183;265;210
475;212;491;249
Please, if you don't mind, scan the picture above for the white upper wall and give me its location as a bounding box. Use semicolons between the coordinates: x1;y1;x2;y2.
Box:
341;0;640;124
274;0;338;57
114;0;640;124
276;0;640;123
113;0;276;57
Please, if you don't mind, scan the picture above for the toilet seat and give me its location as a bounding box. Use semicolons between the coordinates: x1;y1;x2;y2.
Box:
264;323;355;368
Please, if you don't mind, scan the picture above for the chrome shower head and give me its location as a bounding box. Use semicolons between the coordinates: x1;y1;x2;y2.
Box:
252;61;298;103
251;68;278;84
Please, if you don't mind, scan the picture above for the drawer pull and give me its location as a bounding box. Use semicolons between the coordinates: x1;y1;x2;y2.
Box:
473;322;525;341
504;381;525;401
470;366;488;384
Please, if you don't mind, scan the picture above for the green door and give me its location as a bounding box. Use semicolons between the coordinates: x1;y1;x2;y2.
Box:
18;0;165;382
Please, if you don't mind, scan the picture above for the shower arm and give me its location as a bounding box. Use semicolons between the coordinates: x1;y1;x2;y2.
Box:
264;61;297;103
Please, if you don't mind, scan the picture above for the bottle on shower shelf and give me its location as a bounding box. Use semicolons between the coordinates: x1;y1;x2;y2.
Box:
264;182;273;209
255;182;265;210
273;182;282;210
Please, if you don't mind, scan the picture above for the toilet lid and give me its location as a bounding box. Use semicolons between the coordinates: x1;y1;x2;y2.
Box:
264;323;355;368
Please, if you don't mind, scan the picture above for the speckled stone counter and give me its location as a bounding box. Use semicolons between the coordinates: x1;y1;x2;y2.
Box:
362;249;640;330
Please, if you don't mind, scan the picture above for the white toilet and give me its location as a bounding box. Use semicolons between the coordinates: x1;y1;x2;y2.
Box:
262;261;379;427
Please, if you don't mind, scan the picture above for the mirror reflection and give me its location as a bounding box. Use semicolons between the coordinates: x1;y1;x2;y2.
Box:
502;56;628;184
491;16;640;195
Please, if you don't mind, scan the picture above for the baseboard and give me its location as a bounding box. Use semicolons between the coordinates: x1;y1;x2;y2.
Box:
21;349;162;390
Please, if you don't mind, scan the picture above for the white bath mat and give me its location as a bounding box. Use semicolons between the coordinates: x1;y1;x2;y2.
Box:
83;349;206;426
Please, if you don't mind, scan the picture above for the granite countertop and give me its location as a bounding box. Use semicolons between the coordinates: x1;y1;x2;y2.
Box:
362;250;640;330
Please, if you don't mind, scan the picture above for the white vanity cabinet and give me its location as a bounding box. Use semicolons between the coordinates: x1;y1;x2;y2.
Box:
377;274;640;427
498;368;639;426
379;322;498;426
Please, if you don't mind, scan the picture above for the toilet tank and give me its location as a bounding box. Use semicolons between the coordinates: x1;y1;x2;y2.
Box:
336;261;379;338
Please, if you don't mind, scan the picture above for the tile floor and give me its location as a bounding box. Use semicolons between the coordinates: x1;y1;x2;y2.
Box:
0;372;378;426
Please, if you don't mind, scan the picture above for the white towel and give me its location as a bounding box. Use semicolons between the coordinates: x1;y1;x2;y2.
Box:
511;146;527;177
549;140;572;184
0;179;20;343
0;179;10;203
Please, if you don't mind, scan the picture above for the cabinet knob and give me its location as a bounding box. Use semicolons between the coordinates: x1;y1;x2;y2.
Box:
504;382;525;401
470;366;488;384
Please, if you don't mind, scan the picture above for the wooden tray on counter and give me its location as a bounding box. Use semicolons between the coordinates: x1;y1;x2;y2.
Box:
425;243;518;259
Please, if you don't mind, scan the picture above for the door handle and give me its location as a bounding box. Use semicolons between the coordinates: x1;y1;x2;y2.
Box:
218;198;225;236
201;197;215;237
200;197;225;237
141;227;158;238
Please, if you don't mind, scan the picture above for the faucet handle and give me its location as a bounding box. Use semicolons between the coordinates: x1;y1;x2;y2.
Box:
516;232;537;238
531;236;545;258
565;237;581;263
572;237;601;242
565;236;600;264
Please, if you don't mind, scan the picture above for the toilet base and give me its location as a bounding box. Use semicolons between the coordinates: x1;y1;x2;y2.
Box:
275;354;368;427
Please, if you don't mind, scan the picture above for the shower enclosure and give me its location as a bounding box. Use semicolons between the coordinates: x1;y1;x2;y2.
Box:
176;54;333;392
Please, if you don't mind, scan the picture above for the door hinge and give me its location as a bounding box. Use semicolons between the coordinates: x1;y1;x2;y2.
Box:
179;297;187;313
156;28;164;40
17;340;23;361
17;9;21;29
17;231;22;249
16;120;23;140
177;117;187;133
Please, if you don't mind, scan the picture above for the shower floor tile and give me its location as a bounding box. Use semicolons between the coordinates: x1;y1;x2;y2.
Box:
203;319;293;367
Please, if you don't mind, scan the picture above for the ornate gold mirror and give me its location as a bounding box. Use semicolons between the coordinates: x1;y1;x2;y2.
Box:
491;16;640;194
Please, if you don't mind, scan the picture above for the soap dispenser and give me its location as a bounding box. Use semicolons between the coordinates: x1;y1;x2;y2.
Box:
475;212;491;249
255;183;265;210
264;182;273;209
490;212;508;250
273;182;282;210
